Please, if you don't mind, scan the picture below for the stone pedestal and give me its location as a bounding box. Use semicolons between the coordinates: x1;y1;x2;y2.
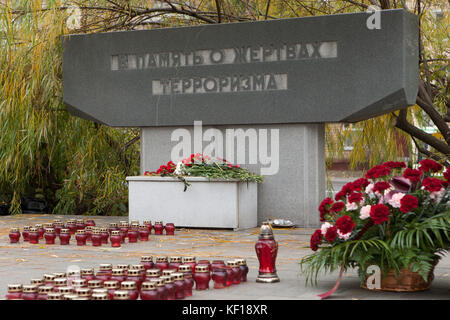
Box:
140;123;325;228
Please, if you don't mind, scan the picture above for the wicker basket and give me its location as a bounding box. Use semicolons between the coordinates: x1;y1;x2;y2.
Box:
361;263;436;292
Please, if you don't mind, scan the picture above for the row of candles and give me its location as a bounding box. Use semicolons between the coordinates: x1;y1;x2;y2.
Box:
8;219;176;247
5;255;249;300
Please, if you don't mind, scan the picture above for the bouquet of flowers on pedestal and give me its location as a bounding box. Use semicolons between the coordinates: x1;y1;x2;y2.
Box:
301;159;450;297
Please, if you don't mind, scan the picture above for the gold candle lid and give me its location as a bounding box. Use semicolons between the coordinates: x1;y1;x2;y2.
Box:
72;279;87;287
170;256;182;263
22;284;38;293
99;263;113;271
7;284;23;292
35;224;43;228
141;255;153;262
235;258;247;266
91;293;108;300
53;272;67;278
149;278;165;287
143;220;152;224
43;274;56;282
130;264;145;271
120;281;137;290
60;228;70;234
111;230;120;235
85;226;93;231
127;269;141;277
10;227;19;232
109;222;118;227
45;228;55;233
75;287;92;297
178;265;192;272
160;275;173;283
162;269;177;276
259;221;275;239
81;268;94;275
38;286;53;294
76;219;84;223
139;225;148;230
141;282;157;290
146;269;161;277
113;290;129;300
47;292;63;300
54;278;68;286
183;256;196;263
156;256;168;263
53;219;62;223
92;228;101;235
154;221;163;225
23;225;31;230
103;280;119;289
112;268;125;276
57;286;73;294
30;278;44;286
227;260;238;267
29;227;38;232
68;270;81;277
119;221;129;226
100;227;108;233
92;288;108;295
76;229;86;235
172;273;184;281
63;293;79;300
88;280;103;288
195;265;209;273
116;264;129;270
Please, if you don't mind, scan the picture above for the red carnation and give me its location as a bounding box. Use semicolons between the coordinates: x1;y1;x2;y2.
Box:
370;204;390;225
336;215;355;235
351;178;370;191
443;167;450;181
372;181;391;194
325;226;338;243
399;195;419;213
330;201;345;213
335;190;347;201
419;159;443;173
421;177;444;192
348;192;363;204
383;161;407;169
365;165;391;179
318;198;333;222
310;229;323;251
403;168;422;183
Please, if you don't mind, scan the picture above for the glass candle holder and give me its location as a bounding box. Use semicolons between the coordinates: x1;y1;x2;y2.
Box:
145;269;161;281
91;229;102;246
164;223;175;235
75;229;87;246
9;227;21;243
169;256;182;270
212;266;228;289
126;269;143;291
143;220;152;232
43;274;56;287
53;278;68;292
22;226;30;242
140;256;154;270
100;227;109;244
110;230;121;248
35;224;45;239
30;278;44;288
81;268;96;282
236;259;249;282
65;220;77;235
119;221;129;241
162;269;177;277
227;260;242;285
84;219;96;227
150;278;168;300
44;228;56;245
155;256;170;271
225;266;233;287
98;264;113;277
172;273;186;300
52;219;62;227
37;286;53;300
22;285;38;300
120;281;139;300
211;260;226;269
76;219;86;231
178;265;194;297
127;228;138;243
71;278;87;288
161;276;176;300
85;226;93;242
193;265;210;290
87;280;103;290
130;264;146;280
57;286;74;297
75;287;92;300
138;226;150;241
140;282;160;300
53;223;63;236
111;269;127;285
116;264;130;276
29;227;40;244
104;280;120;300
113;290;130;300
109;222;119;234
198;260;211;272
6;284;22;300
59;228;71;245
153;221;164;235
183;257;197;273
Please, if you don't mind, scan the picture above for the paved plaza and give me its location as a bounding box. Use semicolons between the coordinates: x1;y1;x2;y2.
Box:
1;214;449;300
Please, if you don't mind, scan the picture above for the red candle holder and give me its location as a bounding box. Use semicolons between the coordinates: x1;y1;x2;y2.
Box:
65;220;77;235
183;257;197;273
127;228;138;243
28;227;40;244
84;219;96;227
85;226;93;242
193;265;210;290
113;290;130;300
22;225;30;242
53;223;63;236
225;266;233;287
236;259;249;282
44;228;56;245
140;282;160;300
52;219;62;227
130;264;146;280
169;256;182;270
227;260;242;285
99;264;113;277
111;268;127;285
30;278;44;288
35;224;45;239
75;229;87;246
43;274;56;287
172;273;186;300
119;221;129;243
9;227;21;243
143;220;152;233
161;276;176;300
81;268;96;282
178;265;194;296
91;228;102;246
120;281;139;300
104;280;120;300
21;285;38;300
150;278;167;300
145;269;161;281
140;256;154;270
126;269;143;291
37;286;53;300
110;230;121;247
155;256;169;271
255;222;280;283
53;278;68;292
198;259;211;272
165;223;175;235
59;228;71;245
138;225;150;241
71;278;87;289
154;221;164;235
5;284;22;300
100;227;109;244
88;280;103;291
74;287;92;300
212;266;228;289
109;222;119;234
75;219;86;231
116;264;130;276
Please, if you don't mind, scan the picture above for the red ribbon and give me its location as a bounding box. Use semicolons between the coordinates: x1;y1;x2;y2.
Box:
317;261;345;299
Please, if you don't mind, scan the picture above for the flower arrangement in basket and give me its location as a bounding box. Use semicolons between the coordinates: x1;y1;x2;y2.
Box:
300;159;450;298
144;153;263;190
